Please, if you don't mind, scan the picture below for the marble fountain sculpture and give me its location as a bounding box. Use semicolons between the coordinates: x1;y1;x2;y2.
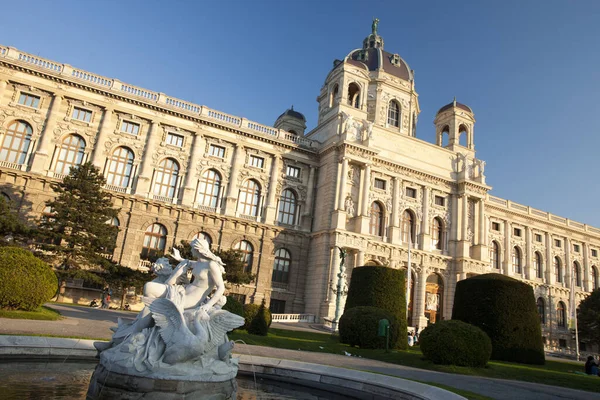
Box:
87;238;245;399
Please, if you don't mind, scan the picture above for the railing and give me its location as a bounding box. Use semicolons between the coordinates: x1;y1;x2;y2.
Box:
239;213;258;222
0;160;23;170
550;215;567;224
103;184;129;194
150;194;175;204
53;173;68;180
488;195;507;206
530;208;548;218
510;202;528;212
138;260;152;272
272;314;316;323
195;204;218;213
0;45;320;151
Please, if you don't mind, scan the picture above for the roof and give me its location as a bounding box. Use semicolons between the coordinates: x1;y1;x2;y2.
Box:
276;107;306;122
437;101;473;115
344;48;412;81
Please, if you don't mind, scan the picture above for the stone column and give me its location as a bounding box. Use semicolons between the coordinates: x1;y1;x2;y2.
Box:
265;155;282;222
389;177;401;243
583;243;590;292
525;227;532;280
134;121;160;196
91;107;113;169
31;94;63;173
461;195;468;241
360;164;371;216
546;233;554;285
180;132;203;207
224;144;243;215
503;220;511;276
337;157;348;210
303;166;315;216
420;186;430;250
357;250;365;267
416;268;429;329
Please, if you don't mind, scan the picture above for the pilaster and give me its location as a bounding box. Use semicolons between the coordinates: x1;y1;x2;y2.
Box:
358;163;371;234
90;107;113;170
134;121;160;196
389;177;401;243
264;154;282;222
224;144;243;215
180;132;203;206
31;94;63;173
503;220;511;276
419;186;430;250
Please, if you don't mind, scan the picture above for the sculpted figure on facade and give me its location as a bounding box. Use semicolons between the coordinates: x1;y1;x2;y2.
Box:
344;195;355;217
94;238;244;381
361;119;374;140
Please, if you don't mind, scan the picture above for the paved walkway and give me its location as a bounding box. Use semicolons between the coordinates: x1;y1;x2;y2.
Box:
0;303;597;400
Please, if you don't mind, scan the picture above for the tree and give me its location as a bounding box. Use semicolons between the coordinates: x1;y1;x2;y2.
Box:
0;195;28;238
247;299;269;336
103;261;153;309
578;288;600;347
172;241;255;285
37;162;120;269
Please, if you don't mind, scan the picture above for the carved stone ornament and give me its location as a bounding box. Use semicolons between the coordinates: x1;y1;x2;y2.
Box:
0;108;45;138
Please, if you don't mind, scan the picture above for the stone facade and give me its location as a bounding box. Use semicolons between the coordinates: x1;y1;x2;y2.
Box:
0;29;596;353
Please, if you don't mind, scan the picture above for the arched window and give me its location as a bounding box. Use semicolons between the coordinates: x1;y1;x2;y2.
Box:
573;262;582;287
153;158;179;198
490;241;500;269
555;257;562;283
233;240;253;273
54;134;85;175
347;83;360;108
369;202;384;236
0;120;33;164
272;248;291;283
106;147;134;188
278;189;297;225
441;125;450;146
537;298;545;324
238;179;261;217
141;223;167;259
557;301;566;327
197;169;221;209
329;84;339;107
108;217;120;227
534;252;543;279
592;266;598;290
192;231;212;248
512;247;522;274
432;217;443;250
387;100;400;127
401;210;415;244
458;124;468;147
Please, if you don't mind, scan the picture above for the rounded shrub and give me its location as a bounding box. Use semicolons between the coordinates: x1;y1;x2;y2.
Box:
344;266;407;350
339;306;400;349
222;295;244;318
419;320;492;367
243;303;272;330
0;247;58;311
247;301;269;336
452;273;545;365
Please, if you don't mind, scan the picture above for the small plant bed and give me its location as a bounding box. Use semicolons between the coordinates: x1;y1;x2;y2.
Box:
0;306;62;321
228;328;600;394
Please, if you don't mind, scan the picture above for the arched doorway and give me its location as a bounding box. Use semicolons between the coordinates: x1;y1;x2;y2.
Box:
425;273;444;323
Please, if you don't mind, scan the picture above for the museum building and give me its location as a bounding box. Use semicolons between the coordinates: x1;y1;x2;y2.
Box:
0;26;596;352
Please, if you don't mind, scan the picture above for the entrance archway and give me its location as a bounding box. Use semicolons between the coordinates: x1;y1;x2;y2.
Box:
425;273;444;323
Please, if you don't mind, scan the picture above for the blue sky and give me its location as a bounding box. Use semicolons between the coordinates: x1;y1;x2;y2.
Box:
2;0;600;225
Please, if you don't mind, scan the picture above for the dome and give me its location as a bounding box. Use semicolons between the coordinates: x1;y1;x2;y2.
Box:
436;100;473;115
343;47;413;81
276;106;305;122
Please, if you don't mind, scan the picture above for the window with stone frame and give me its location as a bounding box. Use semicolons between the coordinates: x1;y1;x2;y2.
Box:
237;179;261;217
286;165;300;178
141;223;167;260
387;100;400;127
121;120;140;135
534;252;543;279
535;233;542;242
166;132;184;147
490;241;500;269
277;189;297;225
105;146;134;188
18;93;40;108
54;134;85;175
401;210;415;243
432;217;443;250
249;155;264;169
434;196;445;206
374;178;386;190
557;301;566;327
537;297;545;324
269;299;286;314
72;107;92;123
592;266;598;290
233;240;253;273
0;120;33;165
405;187;417;198
209;144;225;158
153;158;180;198
197;169;221;209
573;262;582;287
369;202;384;236
555;257;562;283
272;248;291;283
512;247;522;274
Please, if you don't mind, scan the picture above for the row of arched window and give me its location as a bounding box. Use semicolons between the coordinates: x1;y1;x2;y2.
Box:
140;225;292;284
490;241;599;289
537;298;570;328
368;205;445;250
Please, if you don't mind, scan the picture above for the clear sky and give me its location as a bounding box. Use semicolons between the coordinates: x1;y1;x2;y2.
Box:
2;0;600;226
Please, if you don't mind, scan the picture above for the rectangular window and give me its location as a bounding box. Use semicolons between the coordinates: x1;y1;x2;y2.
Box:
121;121;140;135
573;244;580;253
592;249;598;257
72;107;92;123
166;133;184;147
513;228;522;237
374;178;386;190
492;222;500;231
18;93;40;108
209;144;225;158
535;234;542;242
249;155;264;168
286;165;300;178
405;187;416;198
434;196;445;206
269;299;286;314
554;239;562;248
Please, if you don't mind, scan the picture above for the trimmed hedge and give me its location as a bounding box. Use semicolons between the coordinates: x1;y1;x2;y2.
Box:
247;301;269;336
243;303;272;330
339;306;400;349
0;247;58;311
420;320;492;367
344;266;407;350
452;273;545;365
222;295;244;318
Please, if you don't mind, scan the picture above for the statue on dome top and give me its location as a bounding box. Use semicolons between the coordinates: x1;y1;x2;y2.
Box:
372;18;380;35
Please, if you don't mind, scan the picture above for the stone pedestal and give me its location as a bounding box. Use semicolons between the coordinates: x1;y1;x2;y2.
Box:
87;363;237;400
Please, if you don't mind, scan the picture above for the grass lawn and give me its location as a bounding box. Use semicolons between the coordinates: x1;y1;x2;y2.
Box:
0;306;62;321
229;328;598;394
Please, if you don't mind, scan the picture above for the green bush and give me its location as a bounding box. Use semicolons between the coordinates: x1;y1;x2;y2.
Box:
247;301;269;336
222;296;244;318
0;247;58;311
452;273;545;365
344;266;407;350
243;303;272;330
419;320;492;367
339;306;400;349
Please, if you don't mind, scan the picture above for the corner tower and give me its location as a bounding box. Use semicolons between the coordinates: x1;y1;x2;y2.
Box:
274;106;307;135
434;98;476;153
